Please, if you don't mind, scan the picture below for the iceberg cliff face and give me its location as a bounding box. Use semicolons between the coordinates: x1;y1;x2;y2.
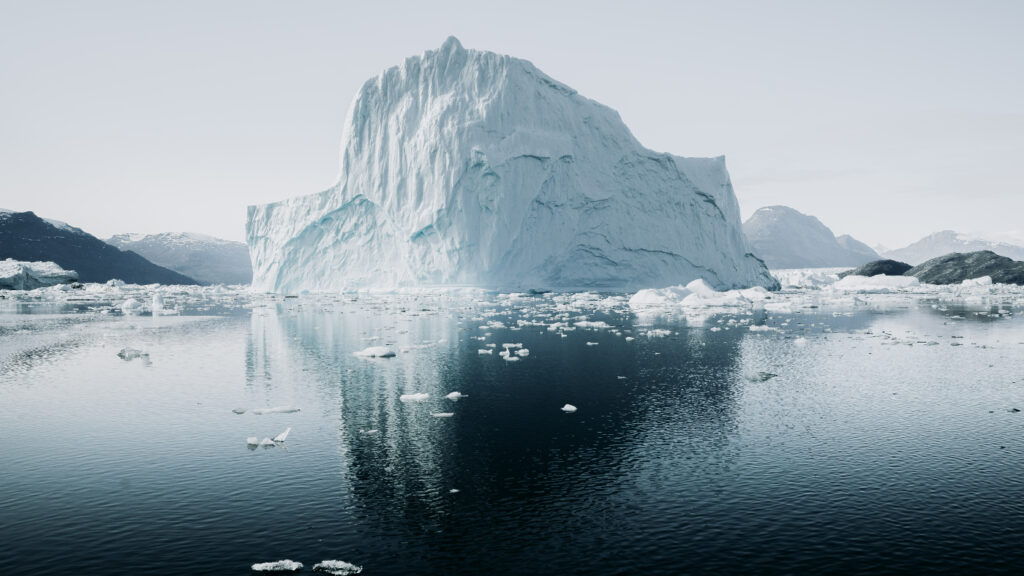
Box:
247;37;777;292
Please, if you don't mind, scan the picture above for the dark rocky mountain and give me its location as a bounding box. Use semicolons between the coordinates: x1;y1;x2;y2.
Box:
905;251;1024;285
742;206;879;269
838;259;913;279
0;210;198;285
106;232;252;285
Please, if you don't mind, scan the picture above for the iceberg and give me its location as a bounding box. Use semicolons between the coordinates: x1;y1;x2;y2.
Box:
0;259;78;290
252;560;303;572
312;560;363;575
561;404;578;413
247;37;776;293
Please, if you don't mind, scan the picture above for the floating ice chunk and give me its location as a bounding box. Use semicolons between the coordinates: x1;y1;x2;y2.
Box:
477;348;493;355
399;393;430;402
252;559;303;572
624;336;635;341
503;355;520;362
745;372;778;382
617;376;627;380
629;284;692;307
574;320;611;329
445;391;467;400
449;488;460;494
961;276;993;286
832;274;920;293
794;337;808;347
515;348;530;357
251;406;301;415
585;341;599;346
749;325;779;332
273;427;291;442
247;437;259;445
121;298;143;315
359;429;379;435
312;560;363;575
502;343;523;349
646;329;671;338
117;347;149;361
258;437;276;447
561;404;577;413
431;412;455;418
152;293;164;316
232;408;247;415
354;346;396;358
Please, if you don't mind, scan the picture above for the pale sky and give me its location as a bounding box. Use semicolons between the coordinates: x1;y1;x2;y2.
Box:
2;0;1022;249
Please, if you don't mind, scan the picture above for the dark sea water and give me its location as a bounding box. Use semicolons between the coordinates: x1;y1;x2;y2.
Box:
1;292;1023;575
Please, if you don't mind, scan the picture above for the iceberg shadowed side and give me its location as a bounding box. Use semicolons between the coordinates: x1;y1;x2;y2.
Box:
247;37;777;292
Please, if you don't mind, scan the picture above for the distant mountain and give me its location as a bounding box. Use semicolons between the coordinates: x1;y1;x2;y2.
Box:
882;230;1024;265
106;232;252;285
0;210;198;285
742;206;879;269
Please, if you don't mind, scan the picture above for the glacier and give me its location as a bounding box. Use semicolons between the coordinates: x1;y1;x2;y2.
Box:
247;37;777;293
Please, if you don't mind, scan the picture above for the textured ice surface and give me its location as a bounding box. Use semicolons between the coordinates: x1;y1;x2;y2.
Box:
562;404;578;412
251;406;301;415
246;37;776;293
353;346;396;358
252;559;303;572
0;259;77;290
312;560;363;575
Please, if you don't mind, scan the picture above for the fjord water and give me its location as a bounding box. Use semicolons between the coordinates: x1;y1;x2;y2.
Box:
1;294;1023;575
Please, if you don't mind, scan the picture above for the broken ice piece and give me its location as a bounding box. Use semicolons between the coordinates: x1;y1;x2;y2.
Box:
117;347;149;361
252;406;301;415
232;408;247;415
273;427;291;442
247;437;259;445
354;346;396;358
359;429;379;435
477;348;493;355
515;348;529;357
312;560;363;575
258;437;276;447
745;372;778;382
585;342;599;346
561;404;577;413
445;391;467;400
449;488;460;494
503;355;520;362
252;559;303;572
431;412;455;418
399;393;429;402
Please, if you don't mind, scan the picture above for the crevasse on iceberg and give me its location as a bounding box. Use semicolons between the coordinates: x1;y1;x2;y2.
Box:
247;37;778;293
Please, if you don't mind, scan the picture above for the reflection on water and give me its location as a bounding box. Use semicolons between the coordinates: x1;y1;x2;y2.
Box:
1;292;1023;575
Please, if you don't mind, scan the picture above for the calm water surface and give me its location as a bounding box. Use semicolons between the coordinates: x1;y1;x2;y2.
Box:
1;292;1022;575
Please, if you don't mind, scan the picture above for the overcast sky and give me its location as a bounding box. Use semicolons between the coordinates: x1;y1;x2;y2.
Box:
2;0;1022;249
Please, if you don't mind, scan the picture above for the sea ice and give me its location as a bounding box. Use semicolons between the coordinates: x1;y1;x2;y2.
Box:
561;404;578;413
247;437;259;445
477;349;493;355
273;427;291;442
832;275;920;292
116;347;149;361
399;393;430;403
312;560;363;575
251;406;301;415
252;559;303;572
354;346;396;358
445;391;467;400
431;412;455;418
515;348;530;357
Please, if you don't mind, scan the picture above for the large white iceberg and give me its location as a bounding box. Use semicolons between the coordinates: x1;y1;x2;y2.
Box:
247;37;777;293
0;259;78;290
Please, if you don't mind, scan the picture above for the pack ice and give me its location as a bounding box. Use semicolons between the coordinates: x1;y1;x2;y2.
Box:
247;37;777;293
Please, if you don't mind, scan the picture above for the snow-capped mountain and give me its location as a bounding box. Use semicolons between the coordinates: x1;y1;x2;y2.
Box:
106;232;252;285
0;210;198;284
743;206;879;269
882;230;1024;265
247;37;777;293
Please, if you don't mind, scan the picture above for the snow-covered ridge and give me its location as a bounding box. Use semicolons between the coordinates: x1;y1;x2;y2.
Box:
106;232;252;285
247;37;776;293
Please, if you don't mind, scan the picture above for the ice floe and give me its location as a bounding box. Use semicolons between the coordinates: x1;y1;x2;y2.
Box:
445;391;467;400
252;406;301;415
399;393;430;403
252;559;303;572
312;559;363;575
273;427;291;442
561;404;577;413
354;346;396;358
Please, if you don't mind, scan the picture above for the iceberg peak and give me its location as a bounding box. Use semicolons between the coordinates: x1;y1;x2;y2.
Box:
247;40;777;293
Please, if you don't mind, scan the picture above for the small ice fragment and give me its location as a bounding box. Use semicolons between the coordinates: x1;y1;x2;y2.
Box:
312;559;363;575
252;559;303;572
359;429;379;435
152;293;164;316
399;393;430;402
252;406;301;415
445;391;467;400
617;376;627;380
501;342;523;349
258;437;276;447
273;427;291;442
232;408;247;415
561;404;577;413
431;412;455;418
477;348;493;355
354;346;396;358
120;298;143;315
247;437;259;445
624;336;635;342
794;337;807;347
449;488;460;494
515;348;529;357
585;341;599;346
117;347;149;361
745;372;777;382
503;355;520;362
